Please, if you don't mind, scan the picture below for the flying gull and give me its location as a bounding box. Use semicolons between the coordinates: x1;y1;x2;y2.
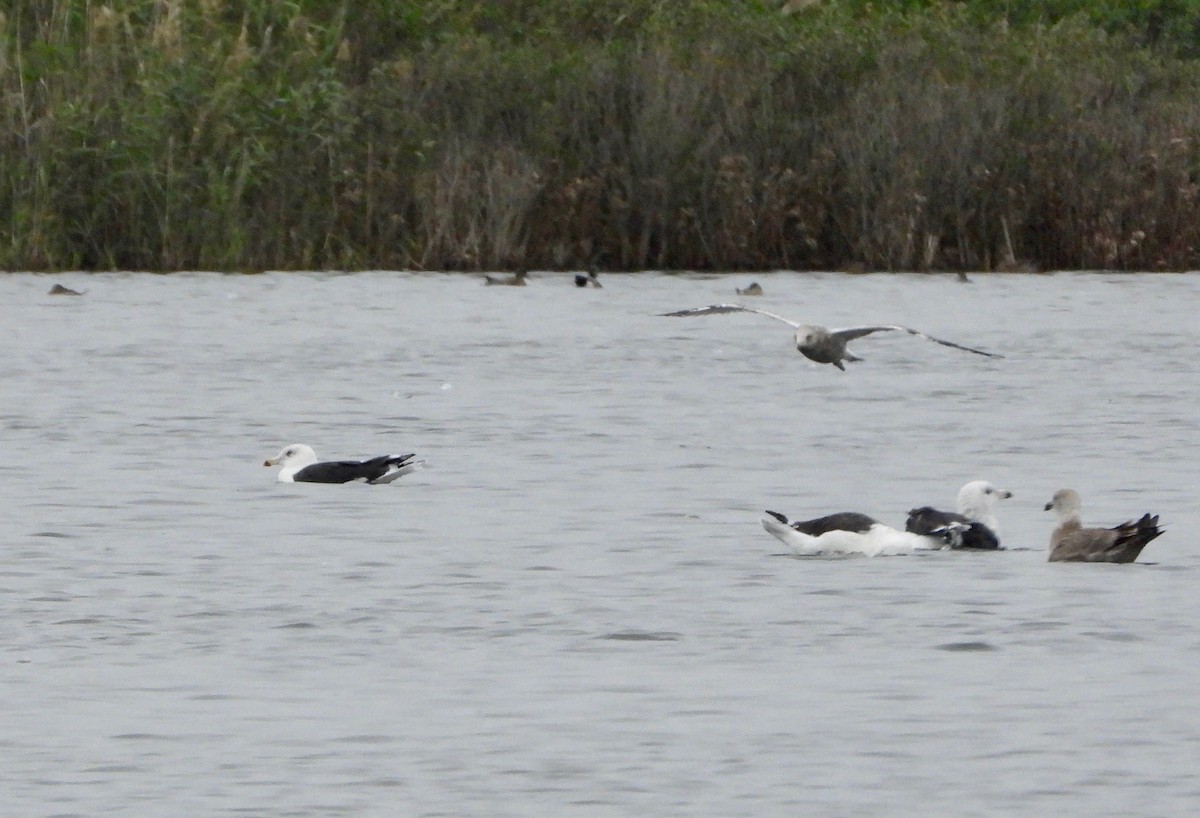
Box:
1044;489;1163;563
660;304;1002;369
264;444;423;484
762;509;965;557
906;480;1013;550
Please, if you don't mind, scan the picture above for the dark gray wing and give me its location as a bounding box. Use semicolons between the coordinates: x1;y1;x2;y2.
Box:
832;325;1002;358
797;511;878;534
957;523;1001;550
765;510;877;535
293;453;415;484
292;460;373;483
358;453;417;483
906;506;968;534
907;506;1000;549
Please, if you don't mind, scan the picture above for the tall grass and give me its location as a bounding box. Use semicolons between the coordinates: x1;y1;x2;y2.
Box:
4;0;1200;271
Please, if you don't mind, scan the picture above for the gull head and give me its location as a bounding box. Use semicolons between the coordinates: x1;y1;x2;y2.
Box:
956;480;1012;528
1044;488;1082;518
264;443;318;470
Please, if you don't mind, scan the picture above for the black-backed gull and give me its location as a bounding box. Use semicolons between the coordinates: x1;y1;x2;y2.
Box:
762;509;964;557
264;444;423;484
906;480;1012;550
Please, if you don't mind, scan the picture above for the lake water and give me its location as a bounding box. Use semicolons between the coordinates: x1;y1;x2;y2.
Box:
4;270;1199;816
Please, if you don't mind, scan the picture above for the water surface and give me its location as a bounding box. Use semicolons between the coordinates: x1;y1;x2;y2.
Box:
4;271;1199;816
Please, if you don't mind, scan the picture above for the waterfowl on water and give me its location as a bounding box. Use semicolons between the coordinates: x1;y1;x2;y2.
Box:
1044;489;1163;563
660;303;1003;370
906;480;1013;550
761;509;965;557
574;270;602;288
264;444;423;485
48;284;84;296
735;282;763;296
484;271;528;286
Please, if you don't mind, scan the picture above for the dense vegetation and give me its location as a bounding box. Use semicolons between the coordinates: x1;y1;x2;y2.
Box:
5;0;1200;272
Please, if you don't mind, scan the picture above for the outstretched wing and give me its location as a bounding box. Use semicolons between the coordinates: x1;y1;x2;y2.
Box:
831;325;1002;358
660;304;803;329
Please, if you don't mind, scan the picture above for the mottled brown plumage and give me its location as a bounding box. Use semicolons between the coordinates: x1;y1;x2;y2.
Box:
1045;489;1163;563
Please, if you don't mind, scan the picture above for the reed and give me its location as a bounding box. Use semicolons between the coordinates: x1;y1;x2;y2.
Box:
4;0;1200;271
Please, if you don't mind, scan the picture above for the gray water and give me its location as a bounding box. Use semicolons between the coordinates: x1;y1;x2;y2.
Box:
3;270;1199;817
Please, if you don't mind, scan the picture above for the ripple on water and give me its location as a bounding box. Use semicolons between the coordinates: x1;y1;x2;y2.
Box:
598;631;683;641
934;640;998;652
5;271;1200;817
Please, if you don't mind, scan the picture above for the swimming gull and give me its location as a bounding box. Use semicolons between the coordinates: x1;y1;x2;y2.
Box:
762;509;964;557
264;444;423;484
1044;489;1163;563
660;304;1002;370
484;270;528;286
906;480;1012;550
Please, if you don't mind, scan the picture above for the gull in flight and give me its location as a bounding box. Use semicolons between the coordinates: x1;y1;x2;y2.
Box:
660;304;1002;370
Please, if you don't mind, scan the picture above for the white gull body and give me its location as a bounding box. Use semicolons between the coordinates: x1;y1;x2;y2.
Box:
761;512;954;557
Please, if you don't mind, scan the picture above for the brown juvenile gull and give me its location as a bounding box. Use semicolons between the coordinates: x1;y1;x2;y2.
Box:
264;444;424;485
1044;488;1163;563
660;304;1002;370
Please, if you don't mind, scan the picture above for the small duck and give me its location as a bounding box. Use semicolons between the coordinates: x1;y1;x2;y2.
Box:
484;270;528;286
735;282;763;296
48;284;84;296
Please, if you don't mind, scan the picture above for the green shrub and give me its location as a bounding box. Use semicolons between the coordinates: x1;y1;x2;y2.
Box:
4;0;1200;271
